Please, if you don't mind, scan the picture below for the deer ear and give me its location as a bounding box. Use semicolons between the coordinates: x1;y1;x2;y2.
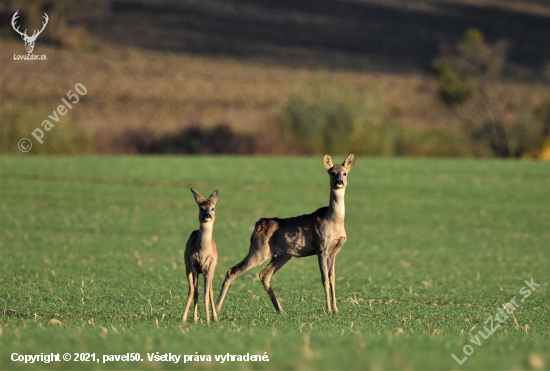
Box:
190;188;207;204
209;190;218;205
342;153;355;171
323;154;334;170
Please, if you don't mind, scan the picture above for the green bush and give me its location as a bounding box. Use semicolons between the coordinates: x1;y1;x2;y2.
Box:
433;59;471;107
432;29;549;158
277;79;401;156
0;100;96;154
399;128;465;157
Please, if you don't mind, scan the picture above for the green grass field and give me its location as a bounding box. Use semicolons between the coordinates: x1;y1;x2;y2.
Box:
0;156;548;370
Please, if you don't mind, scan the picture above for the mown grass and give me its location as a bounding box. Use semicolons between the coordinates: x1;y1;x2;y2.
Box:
0;156;549;370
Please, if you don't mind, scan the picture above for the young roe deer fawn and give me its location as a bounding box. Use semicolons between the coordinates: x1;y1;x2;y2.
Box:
216;153;355;313
182;189;219;322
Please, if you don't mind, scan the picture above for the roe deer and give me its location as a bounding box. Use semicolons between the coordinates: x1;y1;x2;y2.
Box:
216;153;355;313
182;189;219;322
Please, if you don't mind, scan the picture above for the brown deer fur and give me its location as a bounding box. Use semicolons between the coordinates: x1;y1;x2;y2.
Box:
216;153;355;313
182;189;219;322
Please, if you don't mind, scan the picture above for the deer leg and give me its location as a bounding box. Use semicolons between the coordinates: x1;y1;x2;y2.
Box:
216;251;268;311
193;273;200;322
203;274;211;323
317;254;332;313
328;256;338;313
182;269;194;322
259;255;292;313
326;238;344;313
209;278;218;322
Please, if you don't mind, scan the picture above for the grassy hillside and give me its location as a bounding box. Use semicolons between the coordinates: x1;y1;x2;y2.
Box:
0;156;548;369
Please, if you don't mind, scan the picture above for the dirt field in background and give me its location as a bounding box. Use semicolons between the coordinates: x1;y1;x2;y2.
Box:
69;0;550;74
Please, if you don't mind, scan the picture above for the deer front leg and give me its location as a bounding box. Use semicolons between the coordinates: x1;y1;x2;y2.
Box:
204;274;211;323
193;273;199;322
317;254;332;313
209;278;218;322
327;238;344;313
328;256;338;313
182;269;194;322
259;255;292;313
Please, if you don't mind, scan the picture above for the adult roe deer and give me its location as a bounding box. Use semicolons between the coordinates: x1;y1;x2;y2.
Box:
216;153;355;313
182;189;219;322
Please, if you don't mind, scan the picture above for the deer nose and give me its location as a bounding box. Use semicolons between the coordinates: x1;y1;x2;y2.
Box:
336;180;344;185
204;213;212;220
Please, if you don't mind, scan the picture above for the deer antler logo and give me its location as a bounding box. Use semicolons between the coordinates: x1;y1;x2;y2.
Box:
11;11;49;54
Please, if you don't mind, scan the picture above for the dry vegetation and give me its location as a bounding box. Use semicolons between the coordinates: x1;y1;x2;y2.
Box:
1;38;548;154
1;38;444;132
1;0;550;155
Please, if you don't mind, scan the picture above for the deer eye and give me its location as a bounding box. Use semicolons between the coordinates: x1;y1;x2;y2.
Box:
200;207;204;211
343;173;347;176
211;208;215;211
332;172;336;176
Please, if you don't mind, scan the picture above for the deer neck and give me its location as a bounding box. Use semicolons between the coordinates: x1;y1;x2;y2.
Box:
328;188;345;224
198;223;214;249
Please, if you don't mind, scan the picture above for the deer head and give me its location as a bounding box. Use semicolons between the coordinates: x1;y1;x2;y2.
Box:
11;11;49;54
323;153;355;191
190;189;218;224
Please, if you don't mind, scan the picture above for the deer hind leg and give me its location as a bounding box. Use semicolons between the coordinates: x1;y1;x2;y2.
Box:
317;254;332;313
259;255;292;313
193;272;200;322
216;251;268;312
182;269;194;322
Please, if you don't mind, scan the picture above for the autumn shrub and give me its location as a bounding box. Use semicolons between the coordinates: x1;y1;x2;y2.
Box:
277;79;402;156
433;29;549;158
0;100;96;154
